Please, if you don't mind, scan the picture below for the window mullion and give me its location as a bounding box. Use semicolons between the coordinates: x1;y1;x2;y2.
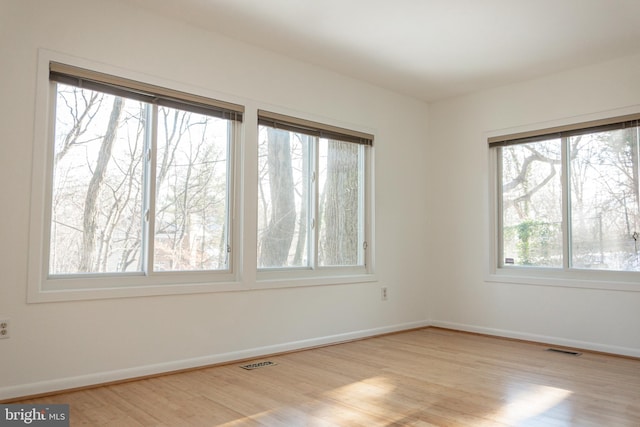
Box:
562;136;571;271
359;145;367;266
144;104;158;275
496;147;505;268
311;137;319;270
224;119;235;269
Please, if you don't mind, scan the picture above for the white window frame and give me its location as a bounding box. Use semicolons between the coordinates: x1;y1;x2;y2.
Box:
255;110;376;285
28;51;244;302
487;107;640;292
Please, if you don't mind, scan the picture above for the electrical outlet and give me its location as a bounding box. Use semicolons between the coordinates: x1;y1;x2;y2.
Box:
381;287;388;301
0;319;9;339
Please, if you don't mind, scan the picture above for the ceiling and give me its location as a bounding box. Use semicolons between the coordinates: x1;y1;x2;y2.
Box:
128;0;640;102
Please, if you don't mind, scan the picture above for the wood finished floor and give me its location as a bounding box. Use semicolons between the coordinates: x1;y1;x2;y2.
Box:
15;328;640;426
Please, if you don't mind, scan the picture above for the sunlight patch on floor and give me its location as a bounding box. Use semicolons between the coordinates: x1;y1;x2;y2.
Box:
310;376;398;424
218;376;398;426
327;376;397;400
490;384;573;425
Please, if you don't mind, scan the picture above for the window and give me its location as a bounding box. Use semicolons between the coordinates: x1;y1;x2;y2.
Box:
257;111;373;272
41;62;242;285
492;113;640;278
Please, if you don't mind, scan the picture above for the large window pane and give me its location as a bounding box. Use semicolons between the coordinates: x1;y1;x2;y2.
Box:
257;127;310;268
318;139;364;266
154;107;231;271
50;84;144;274
500;140;563;267
569;127;640;270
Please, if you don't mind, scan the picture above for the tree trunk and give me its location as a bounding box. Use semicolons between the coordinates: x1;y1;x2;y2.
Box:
321;141;359;265
260;128;295;267
293;135;310;265
79;97;124;272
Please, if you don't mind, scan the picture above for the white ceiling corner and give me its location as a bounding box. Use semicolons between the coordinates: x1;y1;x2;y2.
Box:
127;0;640;102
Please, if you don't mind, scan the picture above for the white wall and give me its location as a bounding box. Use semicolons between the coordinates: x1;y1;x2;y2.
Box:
0;0;430;399
6;0;638;402
428;53;640;356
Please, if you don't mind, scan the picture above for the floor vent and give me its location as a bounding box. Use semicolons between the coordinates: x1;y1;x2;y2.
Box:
239;360;277;370
546;348;582;356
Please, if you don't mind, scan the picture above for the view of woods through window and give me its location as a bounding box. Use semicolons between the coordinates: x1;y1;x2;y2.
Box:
49;83;231;275
500;139;563;267
43;64;372;287
257;124;366;269
499;123;640;271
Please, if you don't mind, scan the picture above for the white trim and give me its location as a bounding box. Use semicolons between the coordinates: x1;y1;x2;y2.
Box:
485;105;640;293
430;320;640;358
0;320;429;400
4;318;636;400
27;49;244;303
256;273;377;289
28;50;377;303
27;280;248;303
486;270;640;293
255;108;375;275
28;274;379;303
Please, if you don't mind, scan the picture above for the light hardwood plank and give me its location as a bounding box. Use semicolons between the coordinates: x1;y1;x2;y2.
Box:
14;328;640;426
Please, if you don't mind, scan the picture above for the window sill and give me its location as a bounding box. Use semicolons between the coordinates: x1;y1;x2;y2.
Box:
486;268;640;292
27;272;378;303
28;276;244;303
256;270;377;290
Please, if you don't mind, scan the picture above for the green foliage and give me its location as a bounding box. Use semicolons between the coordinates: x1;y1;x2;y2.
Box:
507;220;556;265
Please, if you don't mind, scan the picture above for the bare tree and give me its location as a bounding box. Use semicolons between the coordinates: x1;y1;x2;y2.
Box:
292;134;310;265
51;85;232;274
259;128;296;267
78;97;124;272
54;88;103;164
154;108;229;270
501;127;640;269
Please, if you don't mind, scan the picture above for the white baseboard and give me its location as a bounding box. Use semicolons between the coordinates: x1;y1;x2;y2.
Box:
430;320;640;358
0;320;430;401
7;318;635;401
